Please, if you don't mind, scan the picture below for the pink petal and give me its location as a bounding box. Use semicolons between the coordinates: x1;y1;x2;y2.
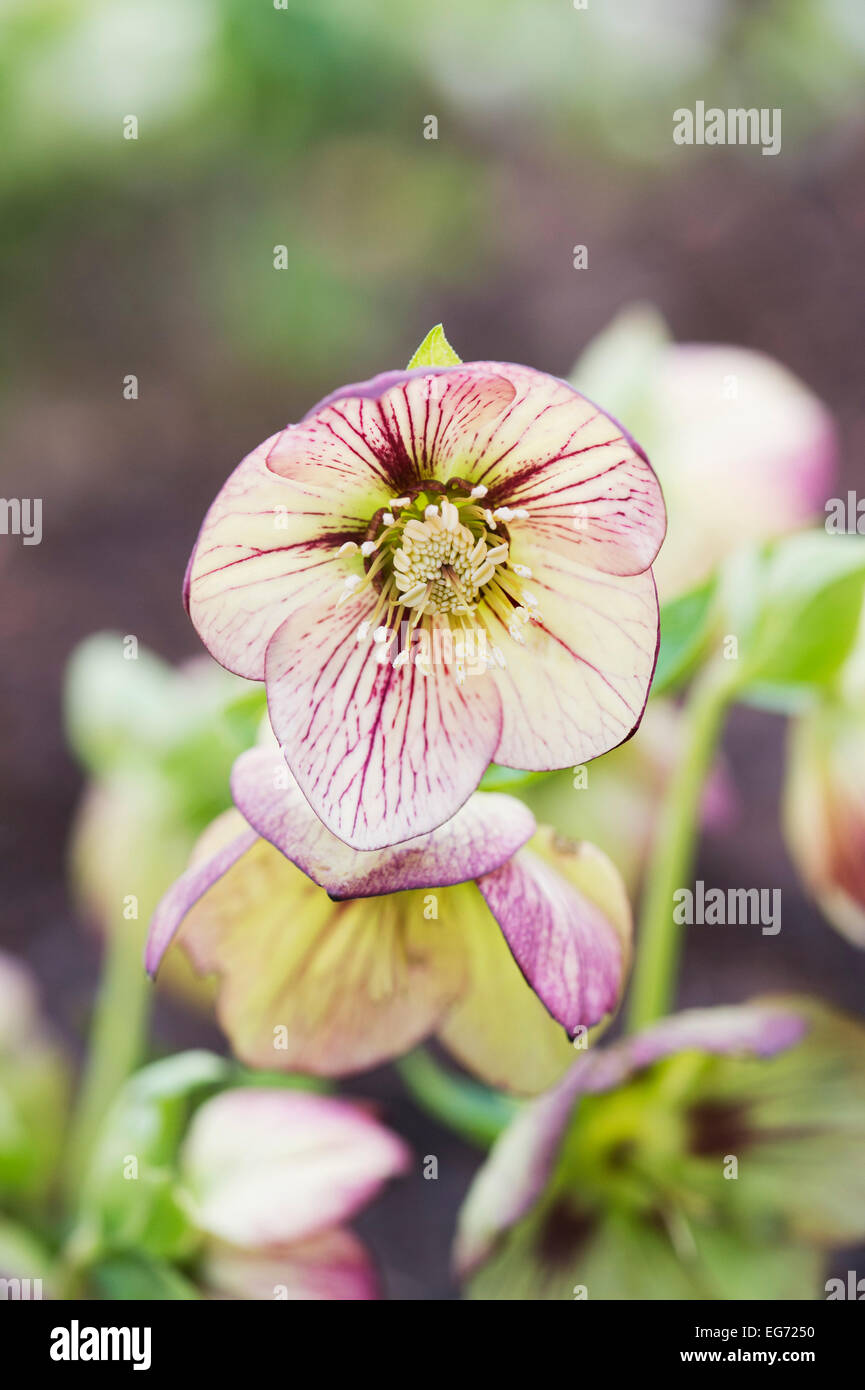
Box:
477;841;628;1035
185;431;391;680
265;592;502;850
489;561;659;769
201;1227;381;1301
231;746;535;897
182;1088;410;1248
145;811;258;975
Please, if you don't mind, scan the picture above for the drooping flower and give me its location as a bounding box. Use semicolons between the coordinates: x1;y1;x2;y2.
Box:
783;697;865;948
180;1088;409;1300
571;306;836;601
184;362;665;848
85;1056;410;1301
146;745;633;1095
455;1000;865;1300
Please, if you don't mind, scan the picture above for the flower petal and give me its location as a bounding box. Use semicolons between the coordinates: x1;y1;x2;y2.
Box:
230;746;535;897
145;809;258;975
454;1001;806;1276
308;363;665;576
477;829;631;1036
489;560;659;769
185;431;391;680
177;838;469;1074
265;592;502;849
200;1228;381;1301
435;887;577;1097
181;1088;409;1247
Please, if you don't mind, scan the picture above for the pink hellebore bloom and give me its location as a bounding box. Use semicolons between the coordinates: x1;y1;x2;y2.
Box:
182;1088;409;1300
184;363;665;849
146;747;633;1095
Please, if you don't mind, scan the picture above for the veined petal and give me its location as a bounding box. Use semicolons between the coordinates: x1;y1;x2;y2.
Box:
200;1228;381;1301
231;746;535;897
489;561;659;769
477;829;631;1035
145;809;258;975
307;363;664;577
181;1089;410;1247
185;432;390;680
435;885;577;1097
455;1001;806;1276
177;839;468;1074
265;592;502;849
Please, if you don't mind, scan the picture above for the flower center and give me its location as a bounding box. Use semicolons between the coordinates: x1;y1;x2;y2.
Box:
334;483;539;677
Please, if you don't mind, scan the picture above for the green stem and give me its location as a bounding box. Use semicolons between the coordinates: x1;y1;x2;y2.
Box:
626;666;734;1032
65;915;153;1198
396;1048;519;1148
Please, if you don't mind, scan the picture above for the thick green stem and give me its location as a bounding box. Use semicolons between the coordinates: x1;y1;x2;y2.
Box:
626;667;734;1032
65;915;152;1197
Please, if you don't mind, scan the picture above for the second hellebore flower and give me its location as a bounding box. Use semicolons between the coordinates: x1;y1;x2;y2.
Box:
146;746;632;1094
184;362;665;848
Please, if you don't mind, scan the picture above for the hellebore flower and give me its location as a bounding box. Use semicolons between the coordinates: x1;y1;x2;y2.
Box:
455;1000;865;1300
180;1088;409;1300
571;306;836;601
184;362;665;848
146;746;633;1095
86;1061;410;1302
783;696;865;948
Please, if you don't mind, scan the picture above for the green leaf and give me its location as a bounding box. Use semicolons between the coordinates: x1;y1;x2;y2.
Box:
652;579;717;696
730;533;865;697
407;323;462;369
80;1052;230;1260
90;1252;201;1301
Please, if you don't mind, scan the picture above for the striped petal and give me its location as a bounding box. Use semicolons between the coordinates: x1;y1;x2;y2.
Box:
185;432;390;680
182;1089;409;1247
477;829;632;1036
489;560;659;769
308;363;665;576
231;746;535;896
264;592;502;849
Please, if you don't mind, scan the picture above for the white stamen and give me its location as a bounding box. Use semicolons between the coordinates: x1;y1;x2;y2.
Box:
392;649;410;670
513;564;532;577
360;540;376;557
424;503;440;521
493;506;514;521
343;575;361;591
337;541;358;556
391;496;410;507
513;508;530;520
382;512;395;526
373;625;391;644
440;498;459;530
484;509;497;530
356;620;372;642
470;484;488;498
